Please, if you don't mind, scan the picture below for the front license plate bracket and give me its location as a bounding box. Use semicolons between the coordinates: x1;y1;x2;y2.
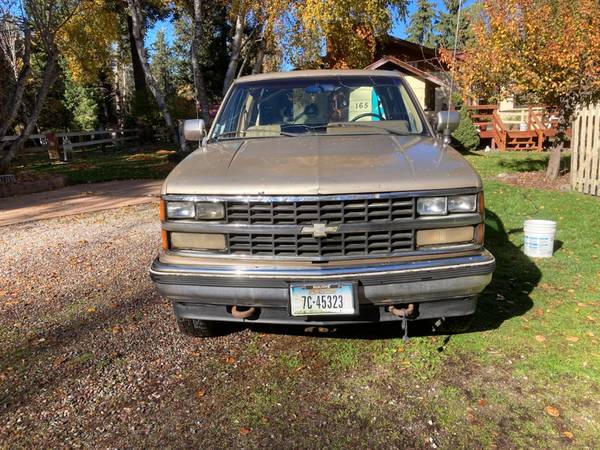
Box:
289;282;358;317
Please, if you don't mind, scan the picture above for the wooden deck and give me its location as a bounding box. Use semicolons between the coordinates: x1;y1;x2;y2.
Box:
467;104;566;151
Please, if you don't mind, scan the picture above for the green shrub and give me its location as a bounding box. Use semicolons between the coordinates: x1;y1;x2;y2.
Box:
451;106;480;152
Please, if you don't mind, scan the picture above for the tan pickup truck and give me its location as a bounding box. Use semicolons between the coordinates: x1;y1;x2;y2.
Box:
149;70;495;337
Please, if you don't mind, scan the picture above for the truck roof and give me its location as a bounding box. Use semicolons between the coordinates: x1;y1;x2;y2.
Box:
234;69;402;84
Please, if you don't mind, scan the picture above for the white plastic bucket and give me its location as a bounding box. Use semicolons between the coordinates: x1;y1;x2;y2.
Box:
524;219;557;258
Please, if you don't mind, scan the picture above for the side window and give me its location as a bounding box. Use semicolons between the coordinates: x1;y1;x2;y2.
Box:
399;85;424;133
214;89;246;136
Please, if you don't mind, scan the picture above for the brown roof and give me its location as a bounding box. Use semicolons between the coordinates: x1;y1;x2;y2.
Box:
364;56;446;87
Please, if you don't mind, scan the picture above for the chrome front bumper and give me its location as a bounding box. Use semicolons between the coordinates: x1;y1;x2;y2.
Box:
149;250;495;324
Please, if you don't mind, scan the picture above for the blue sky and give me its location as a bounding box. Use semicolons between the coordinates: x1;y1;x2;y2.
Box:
146;1;471;50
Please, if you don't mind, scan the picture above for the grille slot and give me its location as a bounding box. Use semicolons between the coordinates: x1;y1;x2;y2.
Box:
226;197;415;225
227;230;414;258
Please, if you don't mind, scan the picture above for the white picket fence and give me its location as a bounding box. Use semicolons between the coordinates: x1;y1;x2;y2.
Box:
571;104;600;196
1;129;140;160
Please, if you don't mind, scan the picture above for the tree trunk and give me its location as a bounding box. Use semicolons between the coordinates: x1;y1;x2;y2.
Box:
545;140;563;180
0;26;31;143
191;0;211;124
126;14;147;92
252;39;265;74
126;0;175;138
223;11;245;95
252;20;266;75
0;52;58;174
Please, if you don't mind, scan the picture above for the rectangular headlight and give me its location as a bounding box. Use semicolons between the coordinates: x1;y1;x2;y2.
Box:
170;232;226;251
166;201;195;219
416;226;474;247
417;197;447;216
196;202;225;220
448;194;477;213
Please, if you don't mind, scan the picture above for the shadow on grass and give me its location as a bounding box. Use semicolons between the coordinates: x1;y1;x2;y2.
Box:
246;208;539;341
496;153;571;174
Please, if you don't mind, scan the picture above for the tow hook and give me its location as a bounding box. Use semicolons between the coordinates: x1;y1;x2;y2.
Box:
387;303;415;342
231;306;257;320
387;303;415;318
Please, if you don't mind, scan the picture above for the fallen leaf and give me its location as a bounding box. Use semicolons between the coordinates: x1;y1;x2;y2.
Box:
86;307;96;314
562;431;574;440
239;427;252;435
535;335;546;343
586;316;596;322
546;405;560;417
577;302;586;307
586;331;595;337
52;355;68;368
195;388;206;398
565;336;579;342
477;398;487;407
225;356;235;364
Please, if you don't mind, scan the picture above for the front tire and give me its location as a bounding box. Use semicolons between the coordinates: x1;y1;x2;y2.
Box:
176;318;218;337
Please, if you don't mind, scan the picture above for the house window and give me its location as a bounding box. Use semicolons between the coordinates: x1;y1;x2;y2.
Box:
425;84;436;111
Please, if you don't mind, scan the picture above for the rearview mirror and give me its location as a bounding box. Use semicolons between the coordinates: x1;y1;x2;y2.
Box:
436;111;460;134
183;119;206;141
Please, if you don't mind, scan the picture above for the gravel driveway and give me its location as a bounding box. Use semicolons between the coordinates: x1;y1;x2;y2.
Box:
0;205;246;447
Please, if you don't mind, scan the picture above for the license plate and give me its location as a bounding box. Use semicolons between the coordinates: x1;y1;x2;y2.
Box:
289;283;356;316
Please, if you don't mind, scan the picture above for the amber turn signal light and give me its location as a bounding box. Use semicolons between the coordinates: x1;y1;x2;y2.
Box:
161;230;168;250
159;199;166;221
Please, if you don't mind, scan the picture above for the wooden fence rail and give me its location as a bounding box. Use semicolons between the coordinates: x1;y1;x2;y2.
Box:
571;104;600;196
1;129;141;160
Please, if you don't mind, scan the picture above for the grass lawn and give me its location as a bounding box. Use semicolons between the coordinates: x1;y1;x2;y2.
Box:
11;145;177;185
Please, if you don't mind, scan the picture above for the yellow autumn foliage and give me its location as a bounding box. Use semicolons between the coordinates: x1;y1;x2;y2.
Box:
282;0;405;69
447;0;600;106
57;0;120;83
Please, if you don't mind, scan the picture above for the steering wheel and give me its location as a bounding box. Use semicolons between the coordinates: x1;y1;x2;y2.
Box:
350;112;385;122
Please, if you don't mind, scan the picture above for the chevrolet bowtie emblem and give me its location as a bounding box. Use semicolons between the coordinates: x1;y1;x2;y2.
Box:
301;222;339;238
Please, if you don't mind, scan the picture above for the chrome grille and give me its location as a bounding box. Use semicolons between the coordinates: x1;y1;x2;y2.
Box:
225;198;415;225
227;230;414;258
221;196;417;258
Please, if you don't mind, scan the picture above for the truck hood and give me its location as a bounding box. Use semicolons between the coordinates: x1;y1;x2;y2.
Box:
162;134;482;195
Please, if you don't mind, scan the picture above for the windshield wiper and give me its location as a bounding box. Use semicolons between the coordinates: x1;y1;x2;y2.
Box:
326;123;410;136
213;130;298;141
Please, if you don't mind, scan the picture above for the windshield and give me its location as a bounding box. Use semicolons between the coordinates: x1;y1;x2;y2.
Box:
210;75;428;141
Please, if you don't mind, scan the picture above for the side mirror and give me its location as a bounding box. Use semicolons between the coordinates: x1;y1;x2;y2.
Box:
183;119;206;141
436;111;460;134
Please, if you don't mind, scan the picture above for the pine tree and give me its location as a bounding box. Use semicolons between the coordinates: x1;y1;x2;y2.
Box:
435;0;473;50
150;29;176;98
406;0;436;47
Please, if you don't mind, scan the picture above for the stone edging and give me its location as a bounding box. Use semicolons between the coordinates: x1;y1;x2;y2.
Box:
0;175;67;198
